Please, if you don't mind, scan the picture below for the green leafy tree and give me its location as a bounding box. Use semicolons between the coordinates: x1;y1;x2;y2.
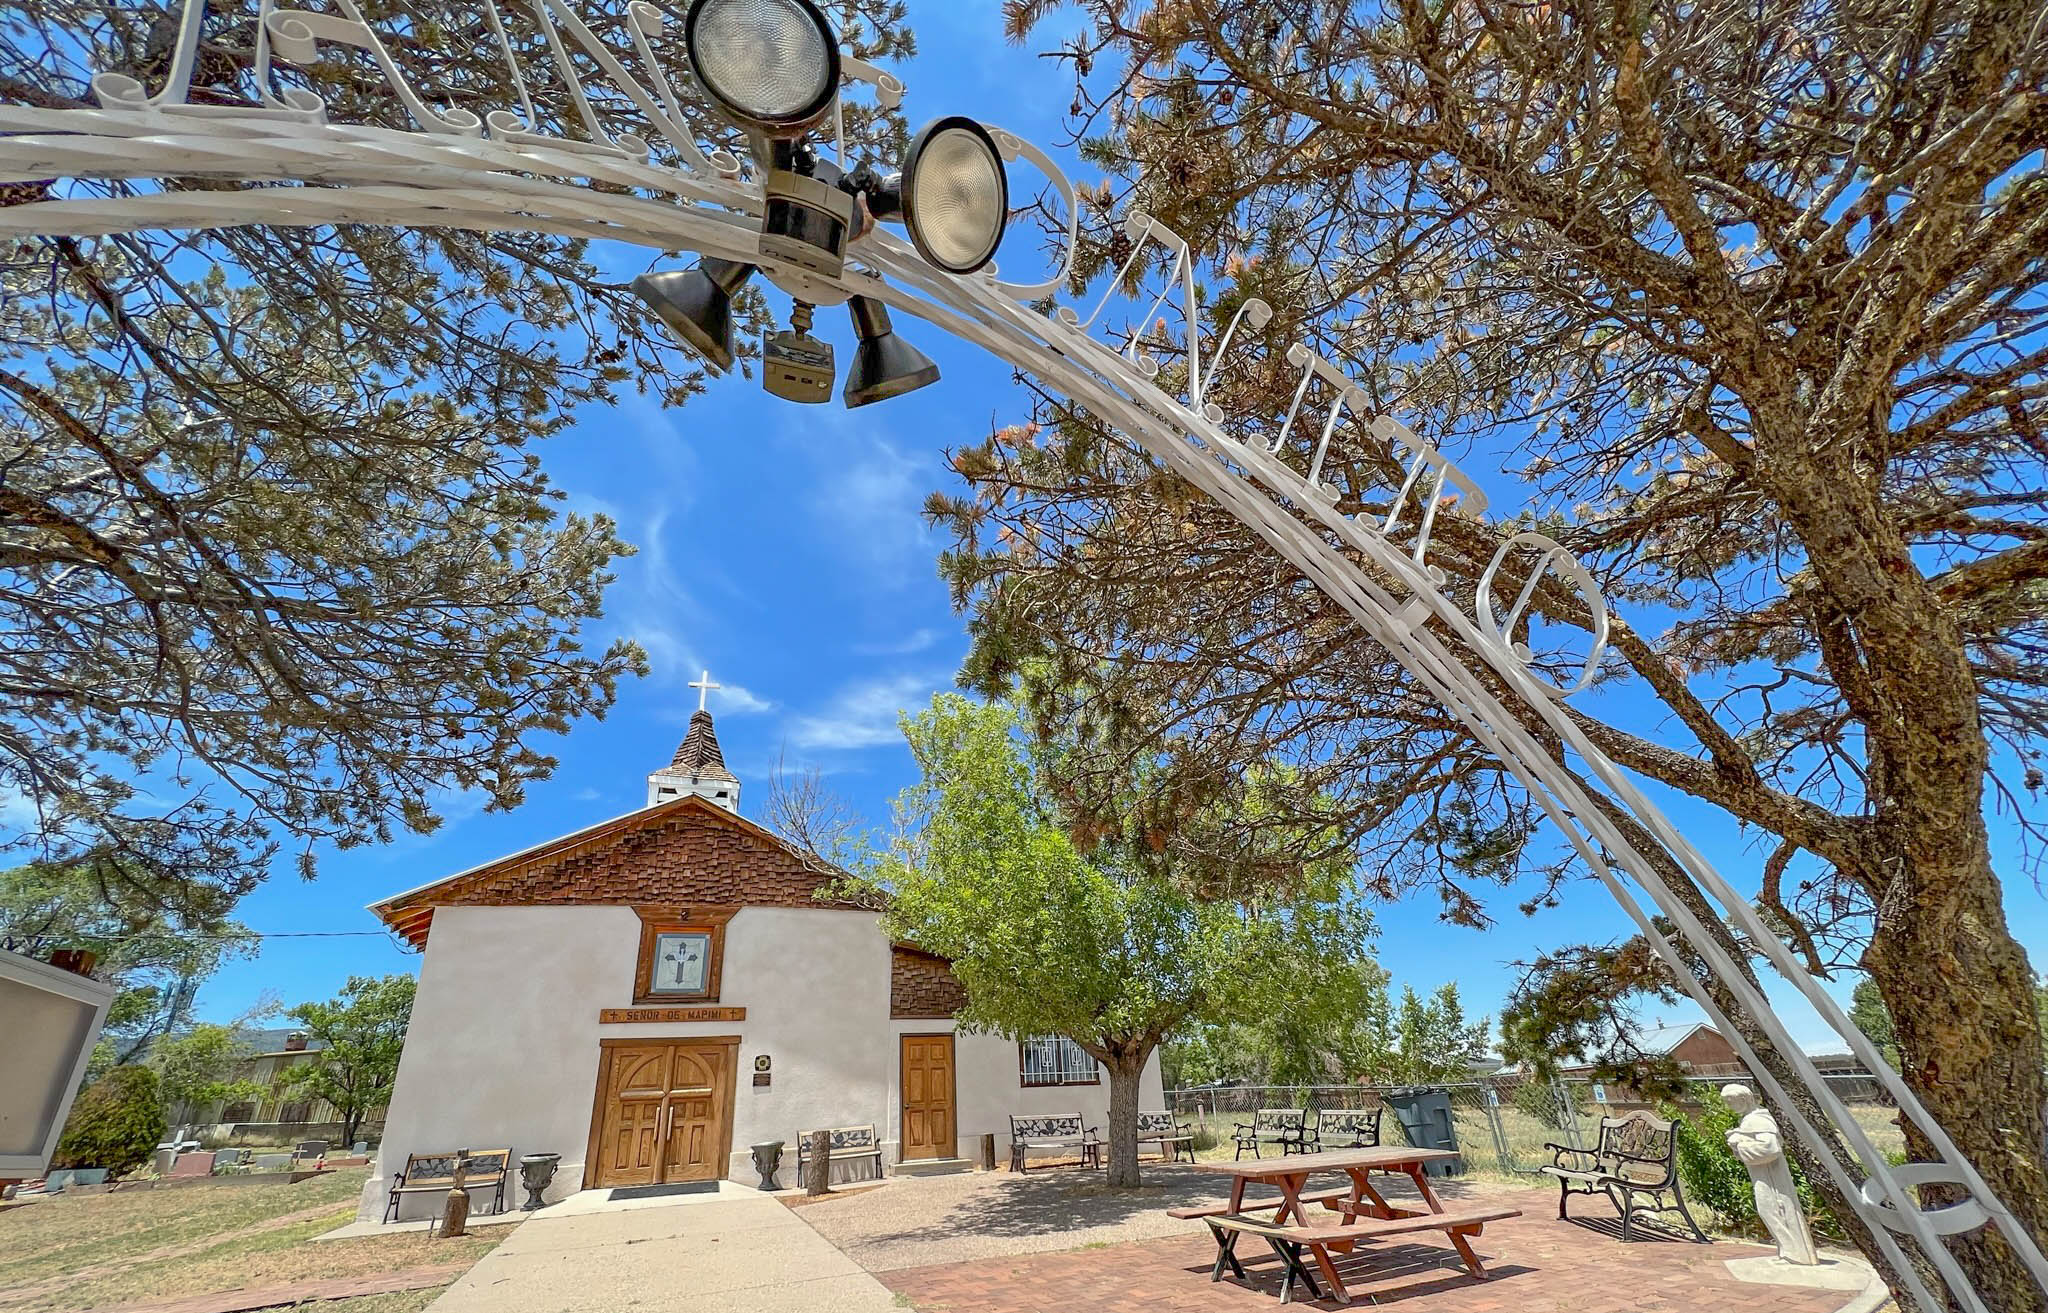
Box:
1850;979;1903;1072
149;1024;260;1123
1371;984;1491;1086
278;974;415;1145
1169;955;1393;1089
860;694;1373;1187
0;861;255;1069
0;0;918;911
52;1066;165;1176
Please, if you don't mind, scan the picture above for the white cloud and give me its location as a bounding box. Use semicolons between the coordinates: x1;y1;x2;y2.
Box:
854;627;941;657
788;673;948;751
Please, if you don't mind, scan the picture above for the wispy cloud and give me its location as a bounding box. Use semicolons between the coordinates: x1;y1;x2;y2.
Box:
788;673;949;751
853;627;942;657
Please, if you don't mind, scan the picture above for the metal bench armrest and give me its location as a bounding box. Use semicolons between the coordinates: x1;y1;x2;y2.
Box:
1545;1143;1600;1170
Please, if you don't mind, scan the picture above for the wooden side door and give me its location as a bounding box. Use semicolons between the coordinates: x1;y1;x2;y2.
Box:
661;1041;734;1182
900;1033;957;1160
593;1043;671;1188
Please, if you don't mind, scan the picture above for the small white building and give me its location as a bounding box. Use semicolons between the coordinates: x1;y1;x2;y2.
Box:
359;700;1160;1221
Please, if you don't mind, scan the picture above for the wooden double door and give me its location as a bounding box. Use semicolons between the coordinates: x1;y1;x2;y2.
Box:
588;1038;737;1188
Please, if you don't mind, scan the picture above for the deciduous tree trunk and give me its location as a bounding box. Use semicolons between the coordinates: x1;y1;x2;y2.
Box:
1104;1050;1149;1189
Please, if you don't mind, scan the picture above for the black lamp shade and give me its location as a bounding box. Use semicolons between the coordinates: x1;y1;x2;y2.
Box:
631;258;753;372
843;295;939;407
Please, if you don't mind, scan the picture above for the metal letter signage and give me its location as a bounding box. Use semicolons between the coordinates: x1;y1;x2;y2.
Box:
598;1006;747;1024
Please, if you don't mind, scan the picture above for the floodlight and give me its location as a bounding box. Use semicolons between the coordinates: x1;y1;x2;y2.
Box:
682;0;839;133
631;258;754;372
842;295;939;407
859;116;1009;275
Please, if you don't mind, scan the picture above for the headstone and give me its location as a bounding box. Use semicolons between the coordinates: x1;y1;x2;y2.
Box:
169;1152;216;1177
253;1153;292;1171
805;1130;831;1196
1721;1084;1819;1265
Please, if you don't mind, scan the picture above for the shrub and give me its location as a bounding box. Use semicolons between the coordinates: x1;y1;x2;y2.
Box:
1668;1088;1840;1241
52;1066;166;1177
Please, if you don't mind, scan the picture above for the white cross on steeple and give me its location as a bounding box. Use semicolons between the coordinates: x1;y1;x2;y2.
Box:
689;669;721;713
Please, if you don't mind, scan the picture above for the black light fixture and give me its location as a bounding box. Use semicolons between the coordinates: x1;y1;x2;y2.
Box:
843;295;939;407
650;4;1015;407
630;257;754;373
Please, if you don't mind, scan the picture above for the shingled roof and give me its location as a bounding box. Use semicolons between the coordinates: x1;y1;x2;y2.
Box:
667;708;738;782
366;793;860;949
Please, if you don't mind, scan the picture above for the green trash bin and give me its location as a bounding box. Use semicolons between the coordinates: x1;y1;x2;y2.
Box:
1384;1086;1462;1176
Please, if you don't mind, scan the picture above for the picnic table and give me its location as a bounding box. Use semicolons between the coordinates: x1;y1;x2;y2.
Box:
1172;1146;1520;1305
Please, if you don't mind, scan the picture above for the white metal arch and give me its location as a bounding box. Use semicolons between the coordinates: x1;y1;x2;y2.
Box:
1;5;2041;1308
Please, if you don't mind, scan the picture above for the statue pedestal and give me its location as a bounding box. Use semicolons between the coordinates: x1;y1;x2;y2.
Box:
1725;1253;1879;1301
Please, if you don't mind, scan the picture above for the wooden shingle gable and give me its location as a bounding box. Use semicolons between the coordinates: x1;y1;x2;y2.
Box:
370;794;861;949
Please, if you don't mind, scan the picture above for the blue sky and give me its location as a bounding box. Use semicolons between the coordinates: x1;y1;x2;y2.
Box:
190;5;2048;1057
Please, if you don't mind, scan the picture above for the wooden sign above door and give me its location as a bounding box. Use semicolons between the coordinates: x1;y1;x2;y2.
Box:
599;1006;747;1023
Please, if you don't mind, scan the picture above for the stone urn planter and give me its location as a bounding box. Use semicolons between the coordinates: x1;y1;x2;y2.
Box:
749;1141;784;1191
518;1152;561;1210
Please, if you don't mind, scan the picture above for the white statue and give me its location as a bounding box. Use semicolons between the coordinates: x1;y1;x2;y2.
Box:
1722;1084;1819;1265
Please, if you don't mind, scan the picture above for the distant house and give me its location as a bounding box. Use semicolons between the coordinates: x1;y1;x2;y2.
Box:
175;1027;388;1146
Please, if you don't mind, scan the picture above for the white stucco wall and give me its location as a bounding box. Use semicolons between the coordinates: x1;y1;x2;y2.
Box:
360;903;1165;1222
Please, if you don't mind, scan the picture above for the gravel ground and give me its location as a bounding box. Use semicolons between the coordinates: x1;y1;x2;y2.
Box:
789;1163;1501;1273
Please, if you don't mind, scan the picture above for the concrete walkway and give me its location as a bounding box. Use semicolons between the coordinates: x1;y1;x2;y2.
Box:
425;1193;901;1313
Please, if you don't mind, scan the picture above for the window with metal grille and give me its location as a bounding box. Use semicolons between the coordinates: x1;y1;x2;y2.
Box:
1018;1036;1100;1086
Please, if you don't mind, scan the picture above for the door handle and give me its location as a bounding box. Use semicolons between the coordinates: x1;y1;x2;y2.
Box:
661;1105;673;1141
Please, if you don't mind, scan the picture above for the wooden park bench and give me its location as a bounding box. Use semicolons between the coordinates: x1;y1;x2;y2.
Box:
796;1124;885;1184
1316;1108;1381;1149
1541;1109;1709;1242
1137;1110;1196;1163
383;1148;511;1223
1232;1107;1313;1159
1008;1113;1100;1172
1204;1204;1521;1304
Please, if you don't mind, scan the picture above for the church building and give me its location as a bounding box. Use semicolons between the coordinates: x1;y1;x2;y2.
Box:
357;681;1160;1221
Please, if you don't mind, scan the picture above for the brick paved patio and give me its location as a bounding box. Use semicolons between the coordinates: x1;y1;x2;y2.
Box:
877;1187;1859;1313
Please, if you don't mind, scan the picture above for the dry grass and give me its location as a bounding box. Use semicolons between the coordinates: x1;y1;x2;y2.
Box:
0;1167;503;1311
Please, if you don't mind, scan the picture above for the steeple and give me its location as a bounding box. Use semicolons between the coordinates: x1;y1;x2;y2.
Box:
646;670;742;812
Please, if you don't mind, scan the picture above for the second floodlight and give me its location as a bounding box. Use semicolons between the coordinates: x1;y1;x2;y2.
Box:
861;116;1010;275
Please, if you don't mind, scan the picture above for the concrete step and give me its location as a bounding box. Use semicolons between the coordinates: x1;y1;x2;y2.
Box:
889;1157;973;1178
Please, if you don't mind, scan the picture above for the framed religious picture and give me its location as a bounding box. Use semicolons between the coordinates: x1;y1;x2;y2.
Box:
651;930;711;995
632;907;734;1004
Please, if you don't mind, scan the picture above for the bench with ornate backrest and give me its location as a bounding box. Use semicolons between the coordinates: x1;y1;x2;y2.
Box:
796;1124;885;1184
1136;1110;1196;1163
1009;1113;1100;1172
1317;1108;1381;1150
384;1148;511;1223
1233;1107;1313;1159
1541;1109;1708;1242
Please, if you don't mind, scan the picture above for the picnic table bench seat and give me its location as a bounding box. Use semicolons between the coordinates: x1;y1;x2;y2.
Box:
1540;1109;1708;1242
1205;1204;1521;1304
1008;1113;1100;1172
1167;1185;1354;1220
384;1149;511;1223
797;1124;884;1183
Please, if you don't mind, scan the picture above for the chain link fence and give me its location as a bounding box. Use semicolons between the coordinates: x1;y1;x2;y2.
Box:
1167;1074;1903;1182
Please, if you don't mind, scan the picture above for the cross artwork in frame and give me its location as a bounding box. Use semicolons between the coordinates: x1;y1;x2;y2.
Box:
651;931;712;997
